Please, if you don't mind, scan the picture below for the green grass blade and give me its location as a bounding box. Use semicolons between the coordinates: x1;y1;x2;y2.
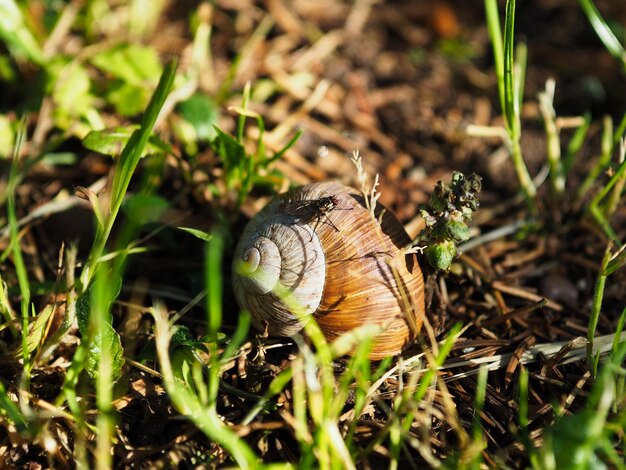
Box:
236;82;251;143
413;323;462;403
485;0;505;115
221;310;250;362
611;306;626;357
602;140;626;222
0;275;17;336
268;129;303;164
470;366;488;466
81;60;177;288
518;366;529;429
538;79;565;194
514;42;527;117
578;115;614;203
205;228;223;342
605;244;626;277
613;112;626;150
93;270;117;470
587;150;626;242
485;0;536;207
587;245;612;372
242;367;293;425
503;0;518;136
578;0;626;71
7;126;31;367
110;60;177;213
563;112;591;175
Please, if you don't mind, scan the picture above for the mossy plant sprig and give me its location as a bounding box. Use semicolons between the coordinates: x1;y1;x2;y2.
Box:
409;172;482;271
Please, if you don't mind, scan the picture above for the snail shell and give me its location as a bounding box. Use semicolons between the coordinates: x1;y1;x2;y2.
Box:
232;181;424;359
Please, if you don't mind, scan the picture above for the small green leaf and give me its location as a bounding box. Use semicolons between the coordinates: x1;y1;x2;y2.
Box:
83;127;134;156
171;325;208;352
0;56;16;82
76;279;122;334
76;281;125;382
91;44;162;85
76;288;91;334
83;126;171;158
52;62;94;118
177;226;213;242
213;127;246;175
199;332;228;344
85;321;125;382
178;93;219;141
170;346;200;387
122;194;169;226
89;44;163;117
446;220;470;242
107;82;153;116
425;240;456;270
213;127;246;185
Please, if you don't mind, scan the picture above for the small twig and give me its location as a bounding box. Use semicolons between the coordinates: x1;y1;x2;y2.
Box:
480;299;547;328
491;281;563;311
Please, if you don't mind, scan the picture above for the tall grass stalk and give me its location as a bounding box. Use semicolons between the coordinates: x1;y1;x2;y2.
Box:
93;268;115;470
5;126;36;429
5;127;30;370
204;227;224;411
485;0;536;210
59;336;90;470
517;365;529;427
79;60;177;290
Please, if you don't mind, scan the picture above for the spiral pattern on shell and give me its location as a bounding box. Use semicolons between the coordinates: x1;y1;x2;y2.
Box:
232;181;425;359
